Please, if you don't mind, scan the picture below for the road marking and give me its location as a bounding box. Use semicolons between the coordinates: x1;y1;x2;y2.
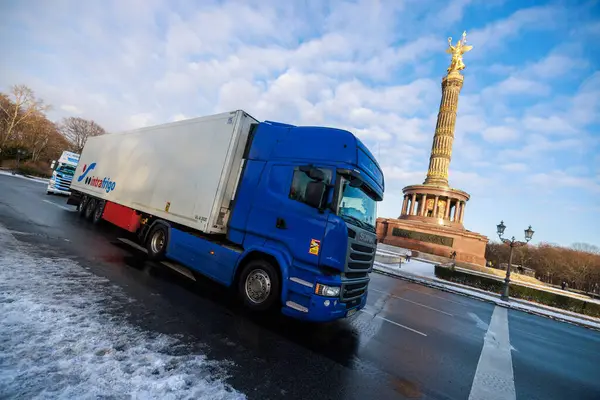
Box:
468;312;490;331
42;199;76;212
360;309;427;337
468;306;516;400
371;288;453;316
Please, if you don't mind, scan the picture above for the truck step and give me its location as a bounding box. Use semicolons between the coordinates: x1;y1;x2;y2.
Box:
116;237;196;281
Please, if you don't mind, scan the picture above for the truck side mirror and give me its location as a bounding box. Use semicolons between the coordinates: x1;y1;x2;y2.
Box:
50;160;56;169
305;181;327;210
300;165;325;182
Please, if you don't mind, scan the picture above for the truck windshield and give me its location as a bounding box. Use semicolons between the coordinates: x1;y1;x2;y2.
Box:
56;165;76;176
337;176;377;233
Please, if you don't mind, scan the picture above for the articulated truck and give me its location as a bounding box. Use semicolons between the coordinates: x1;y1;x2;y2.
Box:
47;150;80;195
67;110;384;322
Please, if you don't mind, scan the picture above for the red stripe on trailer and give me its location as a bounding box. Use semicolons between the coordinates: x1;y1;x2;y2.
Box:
102;201;141;232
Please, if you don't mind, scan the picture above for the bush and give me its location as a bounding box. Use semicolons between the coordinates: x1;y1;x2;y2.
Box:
435;265;600;318
16;161;52;178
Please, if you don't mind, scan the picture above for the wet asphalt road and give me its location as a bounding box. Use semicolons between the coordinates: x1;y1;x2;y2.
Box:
1;173;599;400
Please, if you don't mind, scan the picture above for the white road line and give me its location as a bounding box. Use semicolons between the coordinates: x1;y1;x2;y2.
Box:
360;310;428;337
468;312;490;331
371;288;453;316
372;282;467;306
42;199;76;212
468;306;516;400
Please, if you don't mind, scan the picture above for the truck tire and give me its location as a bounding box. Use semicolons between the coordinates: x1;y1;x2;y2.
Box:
146;223;169;260
84;198;97;221
238;260;280;312
46;191;52;195
92;200;105;225
78;196;88;217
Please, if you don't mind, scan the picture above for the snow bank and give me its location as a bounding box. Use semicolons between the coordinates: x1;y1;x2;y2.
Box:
373;261;600;331
0;224;245;400
0;170;48;184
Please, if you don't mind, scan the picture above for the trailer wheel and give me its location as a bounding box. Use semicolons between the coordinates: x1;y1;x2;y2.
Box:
146;223;169;260
78;196;88;217
84;198;97;220
238;260;280;312
92;200;105;225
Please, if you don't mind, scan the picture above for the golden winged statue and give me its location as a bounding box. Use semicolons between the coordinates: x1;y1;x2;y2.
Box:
446;31;473;74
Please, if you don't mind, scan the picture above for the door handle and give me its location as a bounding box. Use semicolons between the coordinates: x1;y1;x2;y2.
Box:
276;217;286;229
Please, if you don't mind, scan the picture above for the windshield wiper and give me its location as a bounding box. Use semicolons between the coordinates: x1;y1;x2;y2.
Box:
341;215;375;233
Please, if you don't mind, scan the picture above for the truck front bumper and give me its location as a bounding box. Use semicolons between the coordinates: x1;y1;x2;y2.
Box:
47;186;72;195
282;291;367;322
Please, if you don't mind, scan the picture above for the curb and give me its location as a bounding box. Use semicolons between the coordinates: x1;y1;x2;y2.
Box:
373;265;600;332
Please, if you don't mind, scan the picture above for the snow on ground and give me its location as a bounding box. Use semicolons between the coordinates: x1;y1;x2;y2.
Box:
0;170;48;184
0;224;245;400
373;261;600;330
397;259;436;278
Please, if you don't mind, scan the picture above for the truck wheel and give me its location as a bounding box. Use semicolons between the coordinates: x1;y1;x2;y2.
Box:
78;196;88;217
85;198;97;220
92;200;105;225
146;224;169;260
238;260;280;312
46;191;52;195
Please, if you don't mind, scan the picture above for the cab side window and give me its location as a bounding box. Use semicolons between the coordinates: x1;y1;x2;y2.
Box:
289;167;332;204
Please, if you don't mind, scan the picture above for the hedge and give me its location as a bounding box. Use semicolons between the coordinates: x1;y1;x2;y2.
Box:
435;265;600;318
16;161;52;178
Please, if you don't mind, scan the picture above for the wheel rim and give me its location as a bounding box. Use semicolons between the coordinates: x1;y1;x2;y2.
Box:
79;198;88;214
150;230;165;254
244;269;272;304
94;202;104;220
86;200;96;217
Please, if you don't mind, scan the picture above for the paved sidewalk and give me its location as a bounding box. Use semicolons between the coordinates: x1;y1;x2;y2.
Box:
373;256;600;331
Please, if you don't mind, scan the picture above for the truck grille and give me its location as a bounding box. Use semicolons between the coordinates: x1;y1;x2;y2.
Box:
54;175;73;191
341;280;368;301
340;225;377;303
346;235;375;272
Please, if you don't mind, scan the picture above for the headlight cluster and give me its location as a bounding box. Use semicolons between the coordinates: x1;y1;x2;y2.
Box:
315;283;340;297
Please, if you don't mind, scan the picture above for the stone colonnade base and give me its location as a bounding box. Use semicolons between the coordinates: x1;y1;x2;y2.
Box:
376;217;489;267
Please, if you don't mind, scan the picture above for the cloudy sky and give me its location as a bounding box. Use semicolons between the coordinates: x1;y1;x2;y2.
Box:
1;0;599;247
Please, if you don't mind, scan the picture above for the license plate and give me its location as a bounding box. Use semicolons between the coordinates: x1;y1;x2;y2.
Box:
347;308;358;317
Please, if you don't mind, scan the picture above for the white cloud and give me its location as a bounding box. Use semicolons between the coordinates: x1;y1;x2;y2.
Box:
490;77;550;96
522;116;577;135
501;163;527;172
468;5;564;54
172;113;188;122
528;171;600;192
481;126;519;143
128;113;154;130
60;104;82;115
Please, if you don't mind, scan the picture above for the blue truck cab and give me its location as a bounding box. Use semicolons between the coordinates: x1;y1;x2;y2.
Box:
176;120;385;322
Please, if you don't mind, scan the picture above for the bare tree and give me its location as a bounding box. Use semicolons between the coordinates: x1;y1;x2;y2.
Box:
21;113;59;162
0;85;50;157
59;117;106;153
572;242;600;255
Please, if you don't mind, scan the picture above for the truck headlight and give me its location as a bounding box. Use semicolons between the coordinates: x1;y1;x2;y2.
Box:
315;283;340;297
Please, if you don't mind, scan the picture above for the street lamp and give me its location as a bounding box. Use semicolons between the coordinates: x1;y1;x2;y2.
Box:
12;149;26;175
496;220;534;301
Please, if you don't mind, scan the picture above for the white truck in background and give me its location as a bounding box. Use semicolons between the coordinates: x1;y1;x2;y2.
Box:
47;150;80;195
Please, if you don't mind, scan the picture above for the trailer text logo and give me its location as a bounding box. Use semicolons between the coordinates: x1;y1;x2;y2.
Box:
77;163;96;182
78;163;117;193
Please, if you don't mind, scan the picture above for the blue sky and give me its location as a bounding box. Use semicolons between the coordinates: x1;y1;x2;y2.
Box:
1;0;599;247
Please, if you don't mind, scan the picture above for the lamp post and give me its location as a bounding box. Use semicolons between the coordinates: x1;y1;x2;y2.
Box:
12;149;26;175
496;220;534;301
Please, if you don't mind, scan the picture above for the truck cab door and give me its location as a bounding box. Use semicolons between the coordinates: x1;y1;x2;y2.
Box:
246;164;333;268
